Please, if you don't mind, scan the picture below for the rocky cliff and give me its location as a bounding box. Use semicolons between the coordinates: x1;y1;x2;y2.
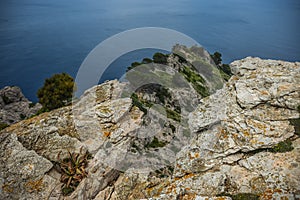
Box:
0;54;299;200
0;86;42;125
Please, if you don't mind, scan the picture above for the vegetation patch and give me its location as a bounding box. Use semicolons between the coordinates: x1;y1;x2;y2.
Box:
153;52;168;64
210;51;233;81
37;73;75;111
127;61;142;72
130;93;147;115
179;66;209;97
289;105;300;136
217;193;259;200
0;122;9;131
146;137;167;148
166;109;181;122
155;86;171;104
142;58;153;64
126;51;168;72
270;139;294;153
58;149;91;196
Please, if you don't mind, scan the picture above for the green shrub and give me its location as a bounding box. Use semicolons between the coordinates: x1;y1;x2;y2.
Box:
142;58;153;64
37;73;75;111
179;66;209;97
153;52;168;64
0;123;9;131
271;139;294;153
210;51;233;81
146;137;167;148
131;93;147;114
166;109;181;122
220;64;232;76
127;61;142;72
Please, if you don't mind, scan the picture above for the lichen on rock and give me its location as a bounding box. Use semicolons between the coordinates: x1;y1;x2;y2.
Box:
0;52;299;199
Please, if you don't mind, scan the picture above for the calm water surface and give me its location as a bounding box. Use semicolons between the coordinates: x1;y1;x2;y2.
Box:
0;0;299;100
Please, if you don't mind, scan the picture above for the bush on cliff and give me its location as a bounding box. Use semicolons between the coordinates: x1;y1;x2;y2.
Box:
210;51;233;81
37;73;75;111
153;52;168;64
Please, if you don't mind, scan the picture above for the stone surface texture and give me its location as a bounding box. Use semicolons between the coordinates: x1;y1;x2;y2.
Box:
0;86;42;125
0;55;299;200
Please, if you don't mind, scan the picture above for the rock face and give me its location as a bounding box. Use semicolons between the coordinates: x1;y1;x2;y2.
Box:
159;57;300;199
0;56;299;200
0;86;42;125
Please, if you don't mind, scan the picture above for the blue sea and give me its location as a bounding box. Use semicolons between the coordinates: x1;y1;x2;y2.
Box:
0;0;299;101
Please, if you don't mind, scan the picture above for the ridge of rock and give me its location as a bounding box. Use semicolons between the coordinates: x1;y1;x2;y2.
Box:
0;55;299;199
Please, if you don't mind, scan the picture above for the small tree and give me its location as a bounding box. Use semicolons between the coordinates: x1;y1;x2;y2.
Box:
37;73;75;111
211;52;222;66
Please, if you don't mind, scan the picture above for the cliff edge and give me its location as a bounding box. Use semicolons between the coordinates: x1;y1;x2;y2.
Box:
0;56;299;200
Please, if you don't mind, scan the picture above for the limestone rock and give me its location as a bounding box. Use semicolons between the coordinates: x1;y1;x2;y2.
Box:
0;56;299;200
168;57;300;198
0;132;56;200
0;86;42;125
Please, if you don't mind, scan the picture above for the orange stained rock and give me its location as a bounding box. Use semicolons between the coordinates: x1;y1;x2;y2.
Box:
103;131;111;137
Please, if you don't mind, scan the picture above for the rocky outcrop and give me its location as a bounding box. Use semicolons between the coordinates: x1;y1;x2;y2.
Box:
0;54;299;200
152;57;300;199
0;86;42;125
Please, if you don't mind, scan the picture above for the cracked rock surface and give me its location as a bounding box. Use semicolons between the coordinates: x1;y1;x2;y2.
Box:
0;57;299;200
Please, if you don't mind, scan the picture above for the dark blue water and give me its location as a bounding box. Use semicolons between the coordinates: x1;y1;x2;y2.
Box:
0;0;299;101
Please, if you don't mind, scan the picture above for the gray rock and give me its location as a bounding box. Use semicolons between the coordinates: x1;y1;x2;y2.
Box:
0;86;42;125
0;132;56;200
0;55;299;200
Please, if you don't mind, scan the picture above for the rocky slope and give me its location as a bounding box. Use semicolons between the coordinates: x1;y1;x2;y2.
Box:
0;53;299;200
0;86;42;125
